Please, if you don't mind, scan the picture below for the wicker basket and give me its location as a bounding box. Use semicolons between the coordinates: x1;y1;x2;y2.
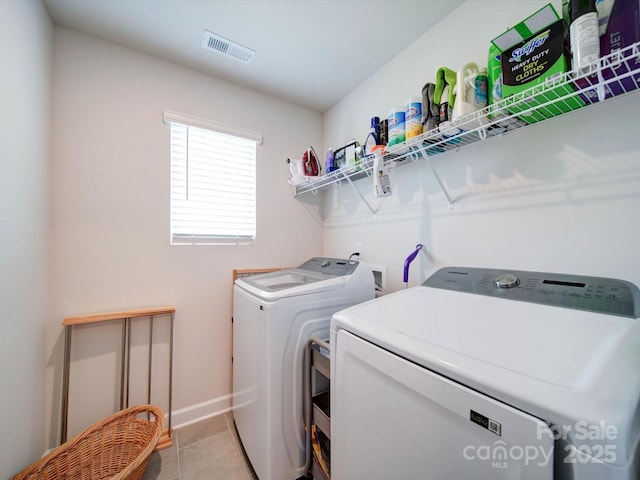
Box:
13;405;164;480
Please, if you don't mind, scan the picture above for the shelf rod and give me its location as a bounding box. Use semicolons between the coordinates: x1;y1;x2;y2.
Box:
121;318;129;410
148;315;154;406
60;326;72;445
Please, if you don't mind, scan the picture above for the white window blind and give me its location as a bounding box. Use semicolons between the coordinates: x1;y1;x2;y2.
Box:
167;117;258;245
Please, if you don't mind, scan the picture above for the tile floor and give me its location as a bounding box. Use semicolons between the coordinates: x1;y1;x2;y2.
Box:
142;412;259;480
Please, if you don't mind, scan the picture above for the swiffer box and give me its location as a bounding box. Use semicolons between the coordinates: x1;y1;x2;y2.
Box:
572;0;640;104
492;4;585;124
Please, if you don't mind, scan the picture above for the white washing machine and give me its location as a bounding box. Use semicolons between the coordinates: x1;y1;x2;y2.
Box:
232;257;374;480
331;266;640;480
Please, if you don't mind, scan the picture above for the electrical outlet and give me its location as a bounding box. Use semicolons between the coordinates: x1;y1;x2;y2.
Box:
355;242;363;256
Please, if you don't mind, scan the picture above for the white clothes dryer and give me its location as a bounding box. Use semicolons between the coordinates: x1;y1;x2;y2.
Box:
232;257;374;480
331;266;640;480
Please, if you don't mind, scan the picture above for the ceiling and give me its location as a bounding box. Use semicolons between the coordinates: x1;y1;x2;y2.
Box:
42;0;463;112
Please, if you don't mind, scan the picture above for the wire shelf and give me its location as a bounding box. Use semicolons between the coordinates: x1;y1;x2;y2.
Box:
293;41;640;200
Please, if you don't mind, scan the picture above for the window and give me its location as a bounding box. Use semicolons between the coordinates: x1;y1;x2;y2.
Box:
164;111;262;245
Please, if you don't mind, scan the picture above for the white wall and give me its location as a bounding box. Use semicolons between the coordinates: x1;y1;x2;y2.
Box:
322;0;640;292
48;28;322;447
0;0;52;476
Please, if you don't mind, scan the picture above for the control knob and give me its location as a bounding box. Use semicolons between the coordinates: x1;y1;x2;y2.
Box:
494;273;520;289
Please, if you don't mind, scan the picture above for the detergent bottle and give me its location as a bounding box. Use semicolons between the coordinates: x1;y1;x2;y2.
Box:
364;117;380;155
451;62;488;131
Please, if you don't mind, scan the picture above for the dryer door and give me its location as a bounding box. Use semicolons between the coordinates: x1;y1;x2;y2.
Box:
332;329;555;480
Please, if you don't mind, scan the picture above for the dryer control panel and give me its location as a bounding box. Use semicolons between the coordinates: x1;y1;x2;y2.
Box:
423;267;640;318
298;257;359;276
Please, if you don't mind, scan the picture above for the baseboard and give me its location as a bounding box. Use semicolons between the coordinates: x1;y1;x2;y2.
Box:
43;398;232;458
170;393;233;430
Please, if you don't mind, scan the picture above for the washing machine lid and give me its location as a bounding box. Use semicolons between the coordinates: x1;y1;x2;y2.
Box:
236;257;360;300
331;267;640;466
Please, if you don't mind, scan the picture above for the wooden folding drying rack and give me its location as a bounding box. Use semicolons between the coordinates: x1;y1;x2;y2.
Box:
60;306;175;449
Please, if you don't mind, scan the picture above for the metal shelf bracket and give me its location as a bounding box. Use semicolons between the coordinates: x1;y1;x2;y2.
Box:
425;154;454;210
342;168;377;215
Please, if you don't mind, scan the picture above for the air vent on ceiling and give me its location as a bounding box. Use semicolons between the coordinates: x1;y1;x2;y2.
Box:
201;30;255;64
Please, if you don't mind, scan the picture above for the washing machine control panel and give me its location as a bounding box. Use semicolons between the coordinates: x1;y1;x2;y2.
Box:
298;257;359;276
423;267;640;318
493;273;520;289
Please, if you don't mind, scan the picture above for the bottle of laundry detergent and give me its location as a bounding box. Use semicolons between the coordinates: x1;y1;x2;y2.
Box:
451;62;487;130
475;68;488;108
364;116;380;155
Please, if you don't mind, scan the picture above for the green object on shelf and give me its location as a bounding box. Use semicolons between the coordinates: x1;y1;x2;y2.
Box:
433;66;457;123
491;3;560;52
499;18;585;124
490;3;585;124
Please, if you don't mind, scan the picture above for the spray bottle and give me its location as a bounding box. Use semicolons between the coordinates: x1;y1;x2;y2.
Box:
373;152;391;198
